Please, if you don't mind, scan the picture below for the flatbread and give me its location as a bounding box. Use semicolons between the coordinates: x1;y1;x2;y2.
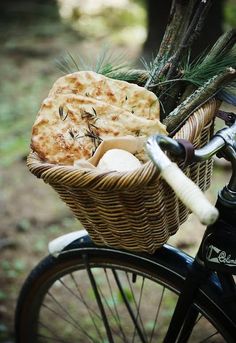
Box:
48;71;160;120
31;71;167;165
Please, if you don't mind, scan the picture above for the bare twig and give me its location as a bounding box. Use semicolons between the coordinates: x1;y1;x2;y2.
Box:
179;29;236;103
203;28;236;62
166;0;213;80
145;0;195;89
164;68;236;134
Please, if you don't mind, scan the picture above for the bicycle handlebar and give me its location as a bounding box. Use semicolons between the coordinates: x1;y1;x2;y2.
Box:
146;136;219;225
146;119;236;224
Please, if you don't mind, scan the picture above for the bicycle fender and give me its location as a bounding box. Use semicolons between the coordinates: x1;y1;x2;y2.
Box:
49;229;231;305
48;229;89;257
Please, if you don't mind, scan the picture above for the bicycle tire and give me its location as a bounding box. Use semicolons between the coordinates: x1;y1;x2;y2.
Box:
15;239;235;342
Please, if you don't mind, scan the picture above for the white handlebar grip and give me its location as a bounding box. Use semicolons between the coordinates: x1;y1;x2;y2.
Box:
161;163;219;225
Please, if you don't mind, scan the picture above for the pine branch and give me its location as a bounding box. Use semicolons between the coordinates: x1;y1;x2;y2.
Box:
179;83;198;103
163;67;236;134
166;0;213;80
186;0;212;48
145;0;196;89
157;0;192;60
55;50;145;84
160;80;187;119
184;51;236;86
144;55;169;89
203;28;236;62
178;33;236;103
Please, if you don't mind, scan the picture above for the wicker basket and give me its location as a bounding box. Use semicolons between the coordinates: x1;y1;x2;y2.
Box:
28;99;217;254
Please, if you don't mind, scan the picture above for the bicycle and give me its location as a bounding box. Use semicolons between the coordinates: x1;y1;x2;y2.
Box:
14;111;236;342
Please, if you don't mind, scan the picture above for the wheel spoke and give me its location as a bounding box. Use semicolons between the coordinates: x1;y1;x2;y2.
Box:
83;255;115;343
63;275;101;319
42;296;81;330
112;269;147;343
42;292;98;342
89;269;131;342
124;273;148;343
199;331;220;342
150;286;165;343
101;269;130;343
60;275;104;341
37;333;68;342
38;322;73;343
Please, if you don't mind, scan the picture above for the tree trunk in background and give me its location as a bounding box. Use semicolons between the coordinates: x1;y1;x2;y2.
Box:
143;0;224;59
143;0;172;56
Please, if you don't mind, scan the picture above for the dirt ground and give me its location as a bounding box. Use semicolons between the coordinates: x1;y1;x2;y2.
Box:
0;12;234;342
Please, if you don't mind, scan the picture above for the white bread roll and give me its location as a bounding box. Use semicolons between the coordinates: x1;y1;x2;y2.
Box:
97;149;141;172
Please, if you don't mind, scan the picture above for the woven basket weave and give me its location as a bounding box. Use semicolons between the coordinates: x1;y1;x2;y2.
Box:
28;99;217;254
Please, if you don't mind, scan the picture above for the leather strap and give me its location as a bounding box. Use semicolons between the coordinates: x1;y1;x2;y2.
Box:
176;139;195;167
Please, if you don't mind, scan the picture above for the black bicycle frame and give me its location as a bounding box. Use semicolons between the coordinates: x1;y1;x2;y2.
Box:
164;158;236;342
163;199;236;341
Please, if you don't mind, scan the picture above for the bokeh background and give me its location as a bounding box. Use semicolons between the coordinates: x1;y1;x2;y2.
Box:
0;0;235;341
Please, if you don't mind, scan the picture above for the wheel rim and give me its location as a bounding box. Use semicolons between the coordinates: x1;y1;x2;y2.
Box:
27;258;224;342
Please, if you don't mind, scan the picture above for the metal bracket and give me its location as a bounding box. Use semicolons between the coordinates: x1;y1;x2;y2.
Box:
217;110;236;127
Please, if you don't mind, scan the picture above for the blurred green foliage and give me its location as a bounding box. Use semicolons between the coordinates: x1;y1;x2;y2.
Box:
1;258;27;278
224;0;236;28
0;64;55;165
62;1;146;44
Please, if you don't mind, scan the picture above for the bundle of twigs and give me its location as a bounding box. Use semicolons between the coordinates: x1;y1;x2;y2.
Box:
57;0;236;135
142;0;236;133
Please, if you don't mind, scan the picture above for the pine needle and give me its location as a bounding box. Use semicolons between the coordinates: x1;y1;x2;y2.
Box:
55;48;142;83
182;49;236;87
141;53;169;88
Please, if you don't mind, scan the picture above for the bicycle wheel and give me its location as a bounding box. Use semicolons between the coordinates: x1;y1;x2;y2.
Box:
15;242;234;342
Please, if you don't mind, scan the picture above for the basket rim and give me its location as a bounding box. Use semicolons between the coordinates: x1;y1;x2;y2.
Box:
27;153;159;189
27;99;217;190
